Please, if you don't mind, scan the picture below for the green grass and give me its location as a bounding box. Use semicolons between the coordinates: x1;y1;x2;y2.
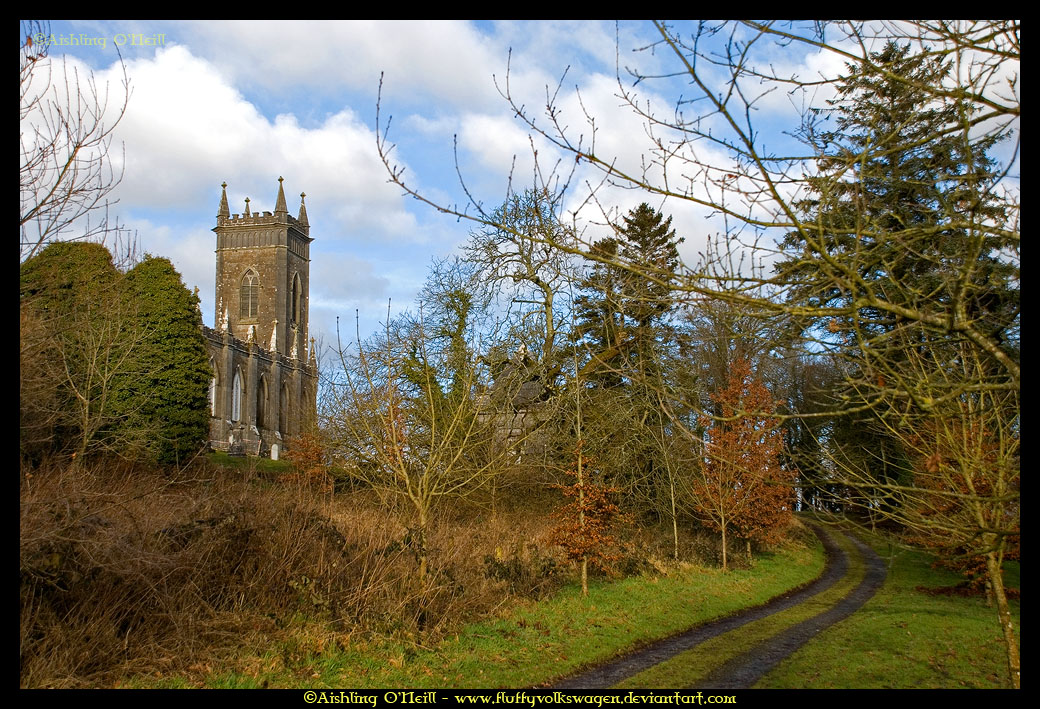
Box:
117;520;1018;689
757;533;1020;689
616;529;866;688
207;450;294;475
135;536;824;688
306;538;821;688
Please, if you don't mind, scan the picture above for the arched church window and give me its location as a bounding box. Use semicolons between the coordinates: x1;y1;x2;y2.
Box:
232;368;243;422
209;359;218;416
240;269;259;319
291;272;301;325
256;375;268;429
280;381;290;436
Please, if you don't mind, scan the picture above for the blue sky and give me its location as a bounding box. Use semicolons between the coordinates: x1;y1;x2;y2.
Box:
31;20;691;346
25;20;1019;352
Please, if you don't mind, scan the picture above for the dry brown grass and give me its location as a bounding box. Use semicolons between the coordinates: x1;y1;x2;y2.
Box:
19;456;566;688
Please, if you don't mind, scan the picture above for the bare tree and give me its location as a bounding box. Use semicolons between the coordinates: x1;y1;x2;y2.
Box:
375;20;1019;685
464;189;579;382
61;288;157;460
377;21;1018;385
20;20;131;260
326;291;509;582
825;340;1019;685
20;242;158;461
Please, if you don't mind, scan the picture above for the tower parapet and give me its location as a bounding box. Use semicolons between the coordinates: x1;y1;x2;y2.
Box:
212;177;312;355
206;176;318;458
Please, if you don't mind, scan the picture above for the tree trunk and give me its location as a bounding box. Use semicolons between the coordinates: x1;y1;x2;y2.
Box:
720;523;727;572
672;507;679;562
577;443;589;596
669;465;679;560
984;551;1020;688
416;508;429;582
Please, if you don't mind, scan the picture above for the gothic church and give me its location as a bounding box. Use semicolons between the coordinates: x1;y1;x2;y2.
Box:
203;177;317;457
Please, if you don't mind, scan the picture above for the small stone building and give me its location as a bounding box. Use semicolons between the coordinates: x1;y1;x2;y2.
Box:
478;346;554;464
204;177;318;457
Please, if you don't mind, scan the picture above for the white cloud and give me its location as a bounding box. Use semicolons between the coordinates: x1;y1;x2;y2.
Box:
313;255;389;303
89;44;427;253
176;20;505;111
42;39;453;347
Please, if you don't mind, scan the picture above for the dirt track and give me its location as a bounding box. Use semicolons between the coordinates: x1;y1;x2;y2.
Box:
551;525;885;689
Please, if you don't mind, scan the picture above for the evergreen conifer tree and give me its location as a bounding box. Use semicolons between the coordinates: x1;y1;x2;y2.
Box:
573;203;682;386
776;41;1018;506
572;204;684;510
615;203;683;376
123;256;211;465
775;41;1019;685
572;237;624;388
778;41;1016;384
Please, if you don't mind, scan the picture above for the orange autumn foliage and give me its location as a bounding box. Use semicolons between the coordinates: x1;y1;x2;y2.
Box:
281;432;332;492
904;417;1020;594
693;359;794;567
546;452;631;575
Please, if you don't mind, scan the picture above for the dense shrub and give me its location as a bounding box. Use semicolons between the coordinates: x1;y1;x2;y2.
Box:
19;458;565;687
20;242;126;460
20;244;210;464
123;256;211;465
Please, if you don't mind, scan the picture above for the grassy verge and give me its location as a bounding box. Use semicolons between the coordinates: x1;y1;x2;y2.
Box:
207;450;294;475
757;532;1020;689
132;535;824;688
616;529;865;688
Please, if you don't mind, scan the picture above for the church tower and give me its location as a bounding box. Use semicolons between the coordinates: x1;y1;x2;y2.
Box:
213;177;312;358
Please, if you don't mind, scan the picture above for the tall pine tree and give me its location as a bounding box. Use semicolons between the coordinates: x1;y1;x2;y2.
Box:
572;204;684;514
123;256;211;465
574;203;683;386
776;41;1018;506
778;41;1016;385
776;42;1020;686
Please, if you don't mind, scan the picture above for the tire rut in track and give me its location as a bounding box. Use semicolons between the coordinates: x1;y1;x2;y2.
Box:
551;524;852;690
698;533;886;689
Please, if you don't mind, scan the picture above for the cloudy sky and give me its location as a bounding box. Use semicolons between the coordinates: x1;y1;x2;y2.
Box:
25;20;1019;349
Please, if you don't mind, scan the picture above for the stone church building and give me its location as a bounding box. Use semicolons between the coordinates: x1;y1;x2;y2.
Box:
203;177;318;457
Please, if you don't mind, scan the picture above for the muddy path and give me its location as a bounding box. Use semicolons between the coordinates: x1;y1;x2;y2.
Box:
698;533;886;688
551;525;884;689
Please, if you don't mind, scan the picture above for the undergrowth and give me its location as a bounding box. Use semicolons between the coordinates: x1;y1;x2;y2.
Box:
20;453;814;689
19;456;567;687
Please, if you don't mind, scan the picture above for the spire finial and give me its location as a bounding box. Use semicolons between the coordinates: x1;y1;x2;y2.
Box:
274;175;288;214
297;191;309;226
244;197;251;217
218;181;230;219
